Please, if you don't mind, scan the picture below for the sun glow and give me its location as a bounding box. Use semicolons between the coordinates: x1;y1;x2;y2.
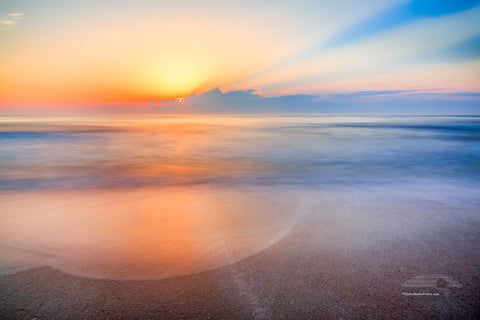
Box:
136;53;215;100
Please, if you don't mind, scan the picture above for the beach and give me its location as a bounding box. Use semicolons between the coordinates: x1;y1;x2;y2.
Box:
3;0;480;317
1;115;479;319
1;183;479;319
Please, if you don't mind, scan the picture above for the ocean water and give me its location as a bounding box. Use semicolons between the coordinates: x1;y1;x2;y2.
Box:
0;115;479;279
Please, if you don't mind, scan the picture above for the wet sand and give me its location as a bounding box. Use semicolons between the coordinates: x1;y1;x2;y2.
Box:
1;185;479;319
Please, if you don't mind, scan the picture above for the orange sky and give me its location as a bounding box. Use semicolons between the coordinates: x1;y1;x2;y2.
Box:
0;0;479;112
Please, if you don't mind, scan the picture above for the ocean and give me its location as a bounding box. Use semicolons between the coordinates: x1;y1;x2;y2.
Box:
0;115;479;280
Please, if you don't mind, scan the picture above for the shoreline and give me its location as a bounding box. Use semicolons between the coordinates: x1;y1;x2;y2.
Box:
1;198;479;319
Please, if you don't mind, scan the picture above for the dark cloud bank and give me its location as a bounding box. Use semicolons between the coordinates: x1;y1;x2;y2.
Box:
155;88;480;114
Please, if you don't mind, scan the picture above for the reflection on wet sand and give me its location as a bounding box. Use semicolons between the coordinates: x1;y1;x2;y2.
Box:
1;115;479;282
0;186;301;280
1;115;479;319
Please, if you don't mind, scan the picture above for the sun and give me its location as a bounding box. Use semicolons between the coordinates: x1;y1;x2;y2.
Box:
139;53;213;100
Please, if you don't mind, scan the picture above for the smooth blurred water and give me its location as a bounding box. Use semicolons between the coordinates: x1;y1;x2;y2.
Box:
0;115;479;280
1;115;479;190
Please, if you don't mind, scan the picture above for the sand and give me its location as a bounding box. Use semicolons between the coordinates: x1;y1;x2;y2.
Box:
1;189;479;320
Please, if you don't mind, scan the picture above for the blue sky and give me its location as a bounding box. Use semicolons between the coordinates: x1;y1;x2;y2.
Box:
0;0;479;113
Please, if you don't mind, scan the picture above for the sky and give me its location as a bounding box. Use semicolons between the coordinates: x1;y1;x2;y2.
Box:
0;0;479;114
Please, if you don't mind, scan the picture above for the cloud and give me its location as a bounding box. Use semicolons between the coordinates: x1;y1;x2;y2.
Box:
332;90;418;98
433;35;480;62
0;13;23;31
226;4;480;96
326;0;480;48
448;92;480;97
154;88;319;113
153;88;480;114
